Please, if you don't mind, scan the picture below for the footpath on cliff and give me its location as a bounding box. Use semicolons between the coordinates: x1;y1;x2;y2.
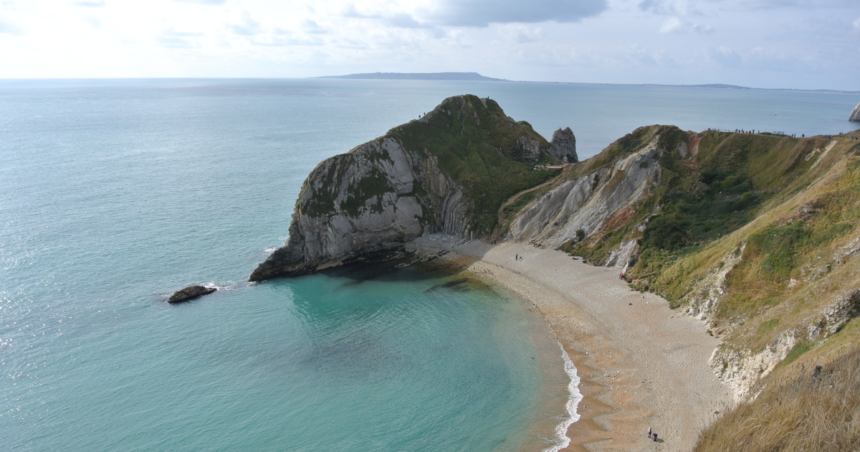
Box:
407;234;732;452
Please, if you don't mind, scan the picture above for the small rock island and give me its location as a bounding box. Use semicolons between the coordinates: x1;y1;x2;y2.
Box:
169;285;216;304
851;100;860;122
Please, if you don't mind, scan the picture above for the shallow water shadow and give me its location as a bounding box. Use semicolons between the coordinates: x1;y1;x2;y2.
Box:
321;249;481;291
424;278;468;293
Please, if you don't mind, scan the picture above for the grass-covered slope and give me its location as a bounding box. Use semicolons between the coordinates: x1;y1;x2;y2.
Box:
695;344;860;452
563;129;860;339
549;126;860;448
387;95;556;234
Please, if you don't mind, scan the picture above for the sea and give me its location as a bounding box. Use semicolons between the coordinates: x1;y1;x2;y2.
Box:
1;78;858;451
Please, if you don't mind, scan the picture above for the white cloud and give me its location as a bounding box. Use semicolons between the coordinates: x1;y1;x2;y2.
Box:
73;1;106;7
659;16;682;32
230;11;259;36
302;19;327;34
659;16;713;33
173;0;226;5
0;0;857;90
423;0;608;27
0;15;22;34
708;46;742;68
640;0;698;16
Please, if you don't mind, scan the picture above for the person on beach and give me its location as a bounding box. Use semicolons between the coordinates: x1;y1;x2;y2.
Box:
653;433;658;441
515;254;518;261
648;427;652;438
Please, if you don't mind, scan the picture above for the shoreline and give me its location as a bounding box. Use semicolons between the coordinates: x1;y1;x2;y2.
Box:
408;235;732;452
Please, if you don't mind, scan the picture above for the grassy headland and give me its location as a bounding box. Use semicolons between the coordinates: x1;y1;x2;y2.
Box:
387;95;557;234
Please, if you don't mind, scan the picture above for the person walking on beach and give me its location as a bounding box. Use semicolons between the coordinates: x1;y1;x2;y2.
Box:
648;427;652;438
515;253;518;261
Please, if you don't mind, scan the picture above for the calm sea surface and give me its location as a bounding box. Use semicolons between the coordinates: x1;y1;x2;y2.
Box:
1;79;857;451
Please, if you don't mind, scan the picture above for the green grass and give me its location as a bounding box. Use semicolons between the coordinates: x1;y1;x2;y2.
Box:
503;189;540;217
388;95;557;234
782;341;814;366
758;318;779;333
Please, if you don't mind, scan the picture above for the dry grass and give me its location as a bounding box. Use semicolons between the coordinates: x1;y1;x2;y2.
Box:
694;346;860;452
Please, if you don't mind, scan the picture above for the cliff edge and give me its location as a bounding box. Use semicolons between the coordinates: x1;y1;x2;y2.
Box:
505;125;860;404
850;100;860;122
250;95;567;281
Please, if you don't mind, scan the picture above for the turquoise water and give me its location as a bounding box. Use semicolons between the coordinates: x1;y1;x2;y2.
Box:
1;79;857;451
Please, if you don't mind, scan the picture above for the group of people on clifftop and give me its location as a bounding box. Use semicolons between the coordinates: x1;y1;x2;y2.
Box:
707;127;805;138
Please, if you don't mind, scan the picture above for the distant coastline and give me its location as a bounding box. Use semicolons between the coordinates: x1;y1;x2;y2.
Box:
317;72;508;82
314;72;859;94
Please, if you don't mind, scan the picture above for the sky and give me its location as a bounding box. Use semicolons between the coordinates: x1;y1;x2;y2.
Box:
0;0;859;90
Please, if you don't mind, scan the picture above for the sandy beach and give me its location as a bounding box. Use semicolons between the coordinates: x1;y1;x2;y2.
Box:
407;235;732;452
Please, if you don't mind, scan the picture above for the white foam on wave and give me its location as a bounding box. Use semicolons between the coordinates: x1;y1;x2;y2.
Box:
545;340;583;452
202;281;237;292
264;247;278;254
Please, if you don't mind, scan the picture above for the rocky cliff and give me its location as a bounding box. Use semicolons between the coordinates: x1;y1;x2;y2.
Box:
548;127;578;163
851;100;860;122
505;125;860;402
508;136;659;250
250;95;563;281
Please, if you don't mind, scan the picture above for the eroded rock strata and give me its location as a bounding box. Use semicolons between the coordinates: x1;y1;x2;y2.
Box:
250;95;562;281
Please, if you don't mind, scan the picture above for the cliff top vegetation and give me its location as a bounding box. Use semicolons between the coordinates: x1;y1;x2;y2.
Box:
386;94;558;234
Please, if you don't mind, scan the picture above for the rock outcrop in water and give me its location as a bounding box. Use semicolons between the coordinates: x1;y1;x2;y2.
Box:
250;95;564;281
850;100;860;122
169;285;216;304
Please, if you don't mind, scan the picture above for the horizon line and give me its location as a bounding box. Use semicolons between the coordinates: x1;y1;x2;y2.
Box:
0;76;857;95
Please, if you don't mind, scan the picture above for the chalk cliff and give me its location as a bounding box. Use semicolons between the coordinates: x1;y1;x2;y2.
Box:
851;100;860;122
250;95;562;280
508;138;659;251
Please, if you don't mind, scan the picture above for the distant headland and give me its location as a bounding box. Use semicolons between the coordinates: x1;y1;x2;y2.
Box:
318;72;507;82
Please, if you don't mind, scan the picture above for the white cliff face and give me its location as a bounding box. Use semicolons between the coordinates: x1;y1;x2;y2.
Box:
711;330;799;402
710;289;860;401
603;239;638;268
508;143;662;248
850;101;860;122
250;137;469;280
682;242;747;323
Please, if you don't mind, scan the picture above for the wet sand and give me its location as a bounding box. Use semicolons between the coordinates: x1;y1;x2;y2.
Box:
408;236;732;452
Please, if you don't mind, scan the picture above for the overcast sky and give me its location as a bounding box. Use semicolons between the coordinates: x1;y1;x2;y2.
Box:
1;0;858;90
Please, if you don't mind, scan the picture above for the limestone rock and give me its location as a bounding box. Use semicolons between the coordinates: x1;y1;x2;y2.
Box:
251;95;572;281
508;138;661;248
250;137;468;281
168;285;216;304
850;101;860;122
548;127;578;163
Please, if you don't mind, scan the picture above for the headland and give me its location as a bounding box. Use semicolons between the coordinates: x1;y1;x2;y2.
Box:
250;93;860;451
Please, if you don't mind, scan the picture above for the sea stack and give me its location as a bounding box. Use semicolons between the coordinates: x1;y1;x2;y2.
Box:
850;100;860;122
250;95;569;281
